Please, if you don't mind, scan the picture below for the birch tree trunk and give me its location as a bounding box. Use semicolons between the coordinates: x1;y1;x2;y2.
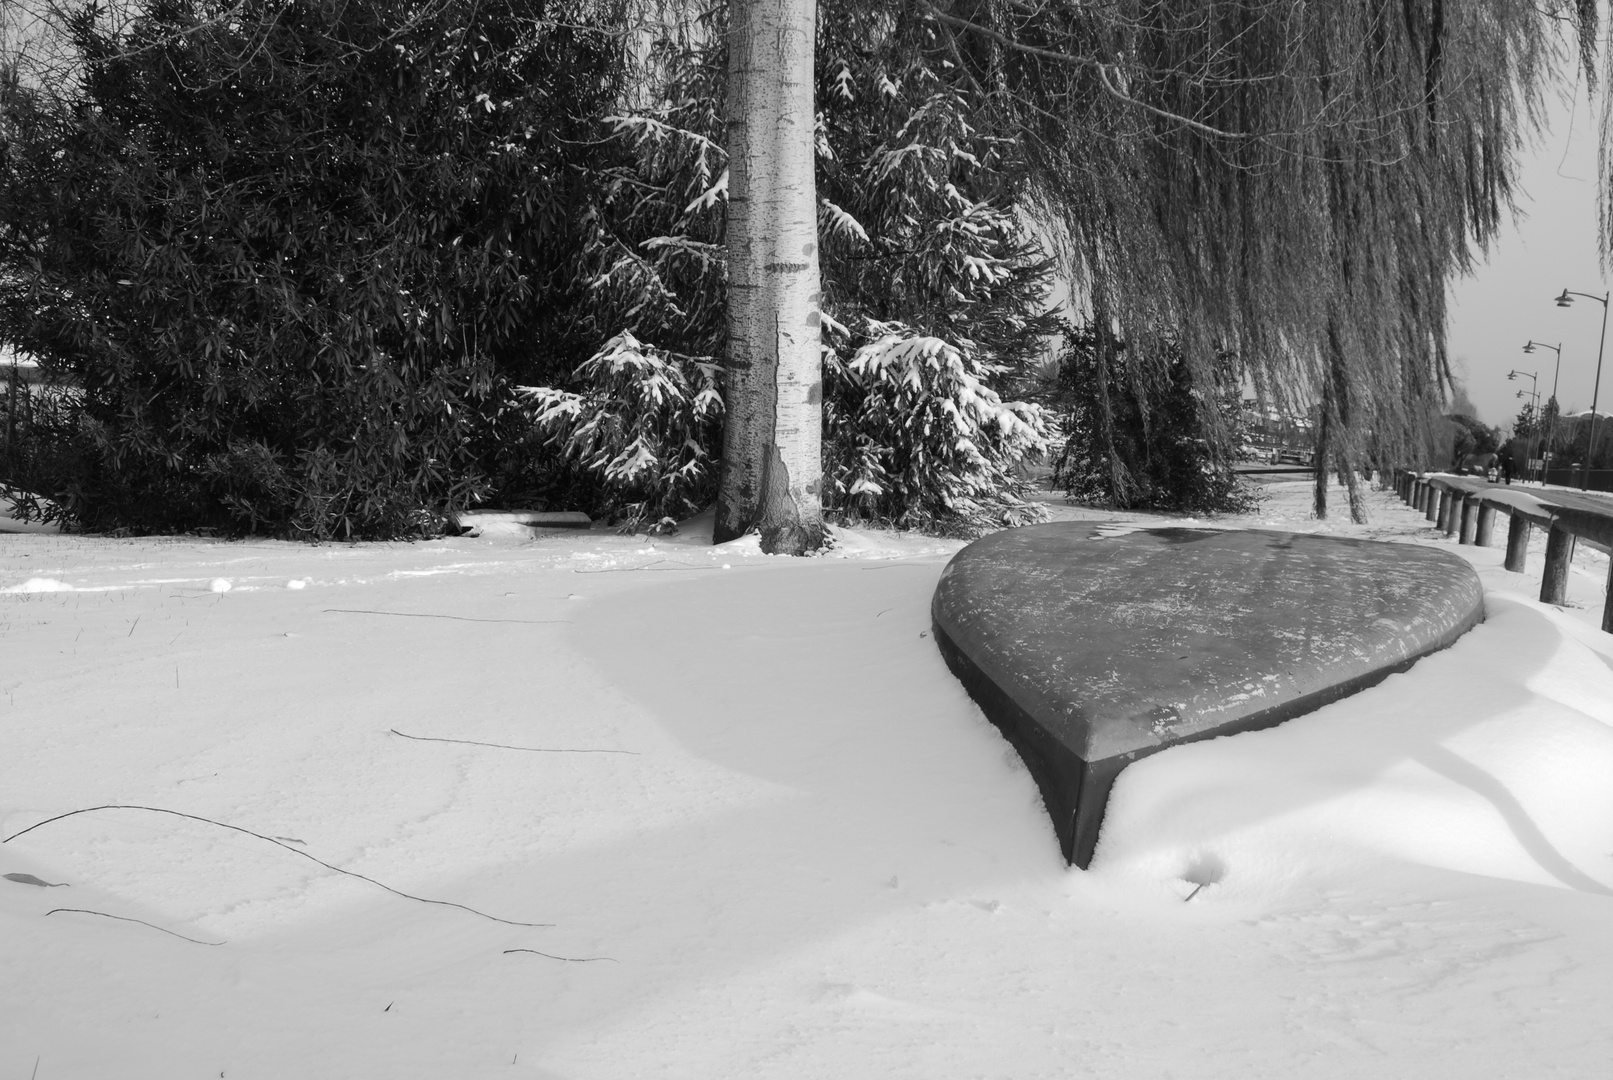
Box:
714;0;825;554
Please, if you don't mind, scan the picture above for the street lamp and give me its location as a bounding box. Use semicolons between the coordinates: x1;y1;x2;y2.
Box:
1509;370;1540;481
1523;340;1563;481
1554;288;1609;490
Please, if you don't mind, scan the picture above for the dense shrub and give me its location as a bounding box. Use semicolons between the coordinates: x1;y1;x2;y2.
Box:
0;0;621;537
0;378;81;525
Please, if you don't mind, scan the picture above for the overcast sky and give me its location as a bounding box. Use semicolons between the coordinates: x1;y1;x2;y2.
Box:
1447;69;1609;427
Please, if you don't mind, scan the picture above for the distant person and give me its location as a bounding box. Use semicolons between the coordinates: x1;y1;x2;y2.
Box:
1500;453;1513;485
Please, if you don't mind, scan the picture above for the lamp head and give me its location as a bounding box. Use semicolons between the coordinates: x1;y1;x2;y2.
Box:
1556;289;1575;307
1523;342;1537;353
1508;371;1517;380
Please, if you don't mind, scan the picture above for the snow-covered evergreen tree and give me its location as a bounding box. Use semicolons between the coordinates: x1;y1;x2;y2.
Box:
527;3;1058;535
813;6;1059;532
521;332;722;529
500;11;730;526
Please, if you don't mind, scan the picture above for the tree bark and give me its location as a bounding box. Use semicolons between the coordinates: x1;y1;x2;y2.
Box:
1313;390;1331;520
5;362;16;466
1337;447;1368;524
714;0;825;554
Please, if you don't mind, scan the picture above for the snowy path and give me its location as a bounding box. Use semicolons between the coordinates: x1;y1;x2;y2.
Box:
3;481;1612;1079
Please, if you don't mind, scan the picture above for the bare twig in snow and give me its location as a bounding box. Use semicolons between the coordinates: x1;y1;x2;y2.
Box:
46;907;223;945
504;948;617;963
324;608;565;625
390;730;638;755
5;806;550;927
572;560;719;574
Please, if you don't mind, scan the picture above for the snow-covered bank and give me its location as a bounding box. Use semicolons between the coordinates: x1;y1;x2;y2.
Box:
3;480;1611;1079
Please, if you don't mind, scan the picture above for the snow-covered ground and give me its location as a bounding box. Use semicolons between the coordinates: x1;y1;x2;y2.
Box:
3;478;1611;1079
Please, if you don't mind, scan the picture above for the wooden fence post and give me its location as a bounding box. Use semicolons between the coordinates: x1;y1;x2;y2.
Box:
1504;514;1531;573
1442;491;1461;536
1540;526;1574;606
1603;560;1613;634
1396;466;1613;634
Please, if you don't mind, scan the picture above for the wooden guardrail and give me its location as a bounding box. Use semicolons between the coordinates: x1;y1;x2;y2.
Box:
1394;470;1613;633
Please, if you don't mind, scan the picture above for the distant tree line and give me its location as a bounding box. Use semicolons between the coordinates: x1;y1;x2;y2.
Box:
1503;398;1613;475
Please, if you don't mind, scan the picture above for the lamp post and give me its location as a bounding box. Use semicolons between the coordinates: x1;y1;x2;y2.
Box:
1523;340;1563;482
1555;289;1609;490
1515;388;1541;482
1508;370;1540;481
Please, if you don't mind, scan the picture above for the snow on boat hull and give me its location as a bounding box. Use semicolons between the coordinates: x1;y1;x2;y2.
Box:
932;524;1485;867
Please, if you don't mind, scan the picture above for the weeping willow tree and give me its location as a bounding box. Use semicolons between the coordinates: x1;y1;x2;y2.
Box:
913;0;1596;521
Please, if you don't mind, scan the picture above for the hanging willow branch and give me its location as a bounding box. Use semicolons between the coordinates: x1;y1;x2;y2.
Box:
907;0;1582;496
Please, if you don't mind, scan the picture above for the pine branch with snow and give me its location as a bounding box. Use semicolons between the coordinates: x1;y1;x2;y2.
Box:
519;333;722;529
814;11;1060;533
824;324;1050;533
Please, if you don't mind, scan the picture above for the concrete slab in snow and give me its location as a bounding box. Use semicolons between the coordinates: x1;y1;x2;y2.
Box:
456;510;592;533
931;524;1485;867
